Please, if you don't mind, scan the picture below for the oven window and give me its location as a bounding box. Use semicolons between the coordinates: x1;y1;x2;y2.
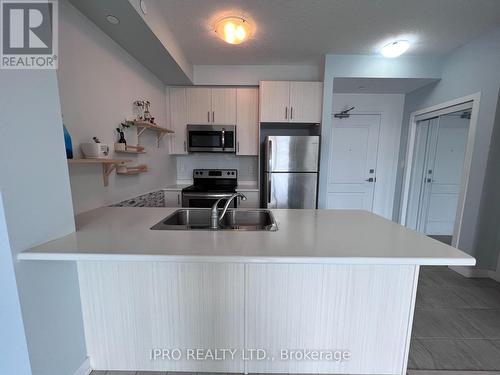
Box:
189;131;222;148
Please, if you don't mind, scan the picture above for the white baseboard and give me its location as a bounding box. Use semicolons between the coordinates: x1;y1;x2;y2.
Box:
449;266;500;282
73;357;91;375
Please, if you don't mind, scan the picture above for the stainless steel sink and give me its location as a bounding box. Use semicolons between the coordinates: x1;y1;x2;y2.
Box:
151;209;278;231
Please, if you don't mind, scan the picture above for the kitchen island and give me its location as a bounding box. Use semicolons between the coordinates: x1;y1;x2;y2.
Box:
19;207;475;374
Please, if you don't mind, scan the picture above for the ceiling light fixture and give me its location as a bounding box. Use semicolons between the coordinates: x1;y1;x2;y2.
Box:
139;0;147;15
381;40;410;58
105;15;120;25
214;16;253;45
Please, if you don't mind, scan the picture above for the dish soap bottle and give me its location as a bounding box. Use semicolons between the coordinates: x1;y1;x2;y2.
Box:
63;124;73;159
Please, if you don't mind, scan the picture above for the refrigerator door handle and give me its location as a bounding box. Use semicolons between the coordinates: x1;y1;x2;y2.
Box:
268;175;272;204
268;138;273;172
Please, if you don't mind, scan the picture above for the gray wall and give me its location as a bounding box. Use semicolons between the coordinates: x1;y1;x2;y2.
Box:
475;91;500;269
0;67;87;375
0;193;32;375
395;27;500;268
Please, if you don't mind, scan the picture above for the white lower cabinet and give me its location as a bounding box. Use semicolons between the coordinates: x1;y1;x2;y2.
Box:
237;190;259;208
164;190;182;207
78;262;418;373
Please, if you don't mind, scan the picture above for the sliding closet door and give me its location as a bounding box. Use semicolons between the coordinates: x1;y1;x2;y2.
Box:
405;111;470;238
405;118;437;231
422;112;469;235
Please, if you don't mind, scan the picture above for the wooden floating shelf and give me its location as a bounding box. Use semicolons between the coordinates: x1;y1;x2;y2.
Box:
115;149;146;154
67;158;131;186
116;164;148;175
125;120;174;148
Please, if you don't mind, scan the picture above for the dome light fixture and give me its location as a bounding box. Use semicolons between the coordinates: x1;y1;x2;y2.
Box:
381;40;410;58
214;16;253;45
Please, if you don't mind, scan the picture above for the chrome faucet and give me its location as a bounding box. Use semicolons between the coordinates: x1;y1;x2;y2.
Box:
210;193;247;229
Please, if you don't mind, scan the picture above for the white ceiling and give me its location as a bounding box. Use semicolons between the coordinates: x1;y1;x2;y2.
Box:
152;0;500;65
333;78;439;94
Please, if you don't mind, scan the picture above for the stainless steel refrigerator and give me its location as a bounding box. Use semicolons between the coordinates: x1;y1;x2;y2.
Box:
264;136;319;208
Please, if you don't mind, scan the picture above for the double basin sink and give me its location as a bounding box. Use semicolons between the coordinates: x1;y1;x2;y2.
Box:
151;209;278;231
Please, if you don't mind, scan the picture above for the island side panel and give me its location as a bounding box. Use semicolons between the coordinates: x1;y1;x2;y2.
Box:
77;261;245;372
245;264;419;375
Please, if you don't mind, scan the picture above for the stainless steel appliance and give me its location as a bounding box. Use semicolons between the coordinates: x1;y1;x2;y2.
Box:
264;136;319;208
182;169;238;208
187;125;236;153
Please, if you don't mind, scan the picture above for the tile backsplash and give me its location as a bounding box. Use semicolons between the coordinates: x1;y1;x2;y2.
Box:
176;154;258;181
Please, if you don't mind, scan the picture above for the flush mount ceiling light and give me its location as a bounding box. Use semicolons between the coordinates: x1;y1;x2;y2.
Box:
381;40;410;58
214;16;253;45
105;15;120;25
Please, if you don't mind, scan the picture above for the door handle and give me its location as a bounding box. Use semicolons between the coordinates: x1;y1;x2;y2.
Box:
221;128;225;151
365;178;374;182
268;176;272;203
268;139;273;173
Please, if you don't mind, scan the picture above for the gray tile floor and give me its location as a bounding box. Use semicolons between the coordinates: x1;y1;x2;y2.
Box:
409;266;500;370
90;267;500;374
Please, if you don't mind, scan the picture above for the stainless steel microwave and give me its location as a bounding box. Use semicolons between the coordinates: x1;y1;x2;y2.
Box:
187;125;236;153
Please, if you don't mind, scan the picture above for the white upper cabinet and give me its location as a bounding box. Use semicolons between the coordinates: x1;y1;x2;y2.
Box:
289;82;323;123
236;88;259;156
259;81;290;122
187;87;212;125
168;87;188;155
186;87;236;125
260;81;323;124
211;88;237;125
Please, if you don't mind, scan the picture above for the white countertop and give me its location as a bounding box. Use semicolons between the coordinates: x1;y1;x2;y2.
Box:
18;207;475;265
162;184;190;191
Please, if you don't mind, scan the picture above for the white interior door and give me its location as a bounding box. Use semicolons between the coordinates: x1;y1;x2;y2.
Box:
326;114;380;211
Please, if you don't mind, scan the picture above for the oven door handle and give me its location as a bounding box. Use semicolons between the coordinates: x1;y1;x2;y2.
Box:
221;128;225;151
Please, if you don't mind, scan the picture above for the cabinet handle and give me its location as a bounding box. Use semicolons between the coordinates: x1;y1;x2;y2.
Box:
285;106;288;119
183;141;186;152
212;111;215;122
177;193;180;205
237;141;240;153
207;111;210;122
291;107;293;119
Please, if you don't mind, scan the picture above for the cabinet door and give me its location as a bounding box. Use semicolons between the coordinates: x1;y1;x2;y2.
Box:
259;81;290;122
164;190;182;207
211;88;236;125
186;87;212;125
289;82;323;123
236;88;259;156
168;87;188;155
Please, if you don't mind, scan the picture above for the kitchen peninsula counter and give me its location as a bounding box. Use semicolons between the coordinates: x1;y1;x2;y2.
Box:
19;207;474;265
19;207;474;374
